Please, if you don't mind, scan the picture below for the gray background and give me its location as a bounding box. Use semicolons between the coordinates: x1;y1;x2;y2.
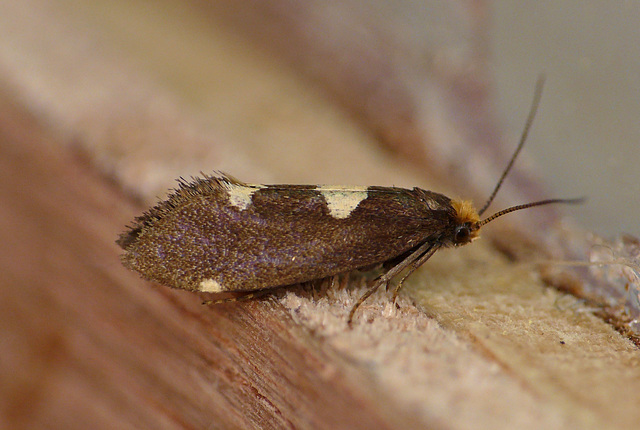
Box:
491;1;640;238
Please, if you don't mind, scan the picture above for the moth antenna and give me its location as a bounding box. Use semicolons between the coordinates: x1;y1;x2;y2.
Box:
478;75;546;216
479;197;584;227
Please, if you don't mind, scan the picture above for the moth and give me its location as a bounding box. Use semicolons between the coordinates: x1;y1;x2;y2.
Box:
117;77;580;323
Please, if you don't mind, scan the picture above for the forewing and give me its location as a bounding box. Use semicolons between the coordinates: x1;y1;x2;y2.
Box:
119;175;454;292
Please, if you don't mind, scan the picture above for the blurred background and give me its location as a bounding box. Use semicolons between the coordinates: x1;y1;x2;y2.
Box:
492;1;640;237
1;0;637;238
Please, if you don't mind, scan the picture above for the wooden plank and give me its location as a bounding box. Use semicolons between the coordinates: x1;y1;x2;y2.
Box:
0;91;424;430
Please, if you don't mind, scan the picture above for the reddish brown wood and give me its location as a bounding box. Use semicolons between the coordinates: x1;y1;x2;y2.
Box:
0;93;426;429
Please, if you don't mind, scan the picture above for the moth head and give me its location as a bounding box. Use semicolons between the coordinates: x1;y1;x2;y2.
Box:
451;199;481;246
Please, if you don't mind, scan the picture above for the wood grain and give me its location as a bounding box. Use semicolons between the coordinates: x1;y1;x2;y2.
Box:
0;90;426;429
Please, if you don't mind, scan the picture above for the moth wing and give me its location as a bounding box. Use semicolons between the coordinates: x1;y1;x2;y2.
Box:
120;178;454;293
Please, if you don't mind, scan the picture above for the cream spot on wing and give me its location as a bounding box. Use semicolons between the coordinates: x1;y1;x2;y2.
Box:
317;185;368;219
199;279;224;293
221;181;264;210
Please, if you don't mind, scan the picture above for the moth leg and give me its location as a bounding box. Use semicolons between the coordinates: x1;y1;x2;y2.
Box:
331;274;350;292
391;245;439;304
202;289;272;305
348;241;436;325
347;277;388;325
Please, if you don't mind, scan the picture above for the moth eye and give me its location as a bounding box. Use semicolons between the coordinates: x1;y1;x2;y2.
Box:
454;225;471;244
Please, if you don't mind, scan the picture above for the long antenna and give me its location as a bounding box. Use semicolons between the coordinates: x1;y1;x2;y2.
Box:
479;197;584;227
478;75;546;216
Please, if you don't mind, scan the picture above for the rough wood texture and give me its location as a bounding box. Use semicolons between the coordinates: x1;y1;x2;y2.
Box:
0;93;425;430
1;1;639;429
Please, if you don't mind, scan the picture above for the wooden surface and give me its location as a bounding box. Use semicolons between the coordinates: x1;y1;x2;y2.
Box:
0;94;424;429
2;1;640;429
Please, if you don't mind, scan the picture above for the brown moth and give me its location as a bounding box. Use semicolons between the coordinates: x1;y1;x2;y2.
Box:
117;77;581;323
